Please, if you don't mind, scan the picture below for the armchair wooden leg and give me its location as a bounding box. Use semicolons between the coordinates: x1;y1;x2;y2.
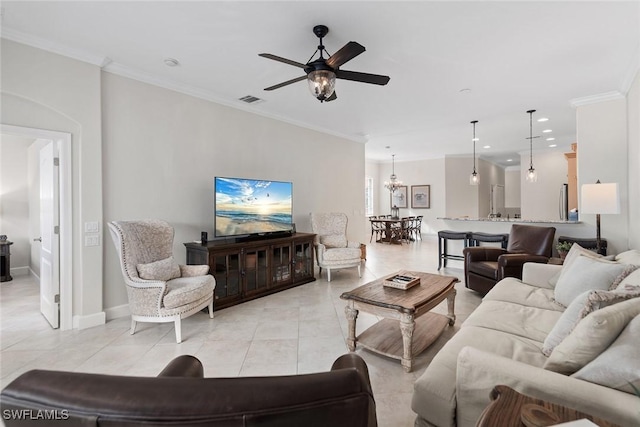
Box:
208;301;214;319
130;319;137;335
327;269;332;282
357;264;361;277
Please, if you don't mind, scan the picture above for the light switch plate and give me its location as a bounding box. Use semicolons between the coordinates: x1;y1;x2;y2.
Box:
85;221;99;233
85;235;100;247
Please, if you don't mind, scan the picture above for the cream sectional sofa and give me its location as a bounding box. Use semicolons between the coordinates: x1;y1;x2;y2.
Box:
411;249;640;427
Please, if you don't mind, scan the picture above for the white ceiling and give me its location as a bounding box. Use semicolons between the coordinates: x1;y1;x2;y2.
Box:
2;1;638;166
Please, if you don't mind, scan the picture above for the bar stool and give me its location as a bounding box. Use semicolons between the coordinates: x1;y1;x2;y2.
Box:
470;232;509;249
438;230;472;270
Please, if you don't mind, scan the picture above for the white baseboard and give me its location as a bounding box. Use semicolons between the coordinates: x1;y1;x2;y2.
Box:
104;304;130;321
29;268;40;281
73;311;106;330
9;266;30;276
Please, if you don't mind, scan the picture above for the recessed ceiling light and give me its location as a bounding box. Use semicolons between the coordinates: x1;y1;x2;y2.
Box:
507;159;513;162
164;58;180;67
546;137;555;141
537;117;549;122
542;129;552;133
548;144;557;148
472;138;479;141
483;145;491;149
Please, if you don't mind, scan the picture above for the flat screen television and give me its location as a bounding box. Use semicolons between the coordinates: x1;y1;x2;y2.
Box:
214;177;293;238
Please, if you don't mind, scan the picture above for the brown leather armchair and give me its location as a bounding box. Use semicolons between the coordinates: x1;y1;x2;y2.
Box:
0;354;377;427
463;224;556;294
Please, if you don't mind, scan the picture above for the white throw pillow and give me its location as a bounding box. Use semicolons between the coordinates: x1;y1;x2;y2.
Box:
572;315;640;394
614;249;640;266
544;298;640;374
549;243;604;287
137;256;181;281
553;255;629;307
542;286;640;356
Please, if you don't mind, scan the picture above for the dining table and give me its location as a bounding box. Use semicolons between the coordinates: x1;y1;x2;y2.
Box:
370;218;408;244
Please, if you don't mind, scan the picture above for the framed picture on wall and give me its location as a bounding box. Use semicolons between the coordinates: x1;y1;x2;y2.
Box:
390;186;408;208
411;185;430;208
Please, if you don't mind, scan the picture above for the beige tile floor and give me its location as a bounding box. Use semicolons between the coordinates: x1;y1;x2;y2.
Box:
0;235;482;427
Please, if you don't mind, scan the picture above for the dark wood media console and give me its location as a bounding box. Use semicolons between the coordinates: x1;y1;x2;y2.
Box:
184;233;316;310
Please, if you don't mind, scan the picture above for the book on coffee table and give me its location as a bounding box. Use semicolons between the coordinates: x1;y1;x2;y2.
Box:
383;273;420;290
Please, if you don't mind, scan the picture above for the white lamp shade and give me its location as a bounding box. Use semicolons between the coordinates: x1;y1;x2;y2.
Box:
581;182;620;214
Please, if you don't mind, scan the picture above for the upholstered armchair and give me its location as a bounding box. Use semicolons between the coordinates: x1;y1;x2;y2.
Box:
1;353;377;427
463;224;556;294
108;220;215;343
310;212;362;282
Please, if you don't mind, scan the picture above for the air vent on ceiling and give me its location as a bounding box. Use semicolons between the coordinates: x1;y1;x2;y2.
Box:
239;95;263;104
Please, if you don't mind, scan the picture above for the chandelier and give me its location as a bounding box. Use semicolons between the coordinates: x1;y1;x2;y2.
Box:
526;109;539;183
384;154;403;193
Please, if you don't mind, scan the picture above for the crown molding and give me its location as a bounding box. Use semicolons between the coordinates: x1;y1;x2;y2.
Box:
620;43;639;94
569;91;625;108
1;28;107;66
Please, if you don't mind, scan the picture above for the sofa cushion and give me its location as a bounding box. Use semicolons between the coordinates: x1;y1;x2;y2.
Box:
320;235;347;248
614;249;640;266
553;255;629;307
544;297;640;374
463;300;562;343
572;315;640;394
163;276;215;309
484;278;564;312
137;256;181;281
617;267;640;288
542;286;640;356
179;264;210;277
411;326;547;427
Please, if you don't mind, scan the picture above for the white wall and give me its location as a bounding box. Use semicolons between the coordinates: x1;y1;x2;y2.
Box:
445;156;479;218
2;39;104;328
478;158;505;217
504;167;521;208
520;150;568;221
101;72;366;311
627;71;640;249
0;134;32;272
576;98;629;254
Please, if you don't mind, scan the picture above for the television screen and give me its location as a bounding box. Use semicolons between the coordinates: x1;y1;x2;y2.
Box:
214;177;293;238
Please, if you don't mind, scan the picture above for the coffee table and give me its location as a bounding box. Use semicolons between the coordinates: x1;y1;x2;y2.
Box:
340;270;457;372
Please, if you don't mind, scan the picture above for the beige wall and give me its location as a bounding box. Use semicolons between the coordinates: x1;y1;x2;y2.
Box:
504;168;521;209
101;72;366;312
627;71;640;249
520;150;568;221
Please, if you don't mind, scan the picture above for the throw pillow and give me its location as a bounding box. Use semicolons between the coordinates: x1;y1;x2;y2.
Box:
617;266;640;289
544;297;640;374
137;256;181;281
614;249;640;266
549;243;603;287
572;315;640;394
179;264;209;277
320;235;347;248
542;286;640;356
553;255;629;307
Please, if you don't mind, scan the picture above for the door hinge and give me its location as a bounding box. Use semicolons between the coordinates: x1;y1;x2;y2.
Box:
54;294;60;303
54;157;60;166
54;226;60;234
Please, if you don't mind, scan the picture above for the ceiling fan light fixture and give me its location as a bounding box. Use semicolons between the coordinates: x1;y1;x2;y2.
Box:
307;69;336;102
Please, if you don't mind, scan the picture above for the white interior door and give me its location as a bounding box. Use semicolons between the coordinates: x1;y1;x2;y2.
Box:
40;142;60;329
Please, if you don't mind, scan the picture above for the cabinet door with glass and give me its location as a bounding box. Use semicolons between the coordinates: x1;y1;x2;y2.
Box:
271;243;292;287
243;247;269;297
293;238;314;282
209;250;242;305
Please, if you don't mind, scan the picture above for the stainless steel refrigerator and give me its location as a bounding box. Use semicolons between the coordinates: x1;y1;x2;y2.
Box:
559;183;569;220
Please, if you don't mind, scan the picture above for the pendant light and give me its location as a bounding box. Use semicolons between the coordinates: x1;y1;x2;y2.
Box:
384;154;403;193
469;120;479;185
525;109;539;183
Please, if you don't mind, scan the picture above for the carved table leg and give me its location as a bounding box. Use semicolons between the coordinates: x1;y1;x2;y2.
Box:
400;313;415;372
446;288;457;326
345;303;358;352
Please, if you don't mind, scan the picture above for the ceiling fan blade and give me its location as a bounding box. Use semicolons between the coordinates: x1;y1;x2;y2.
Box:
335;69;390;86
326;91;337;102
264;75;307;91
326;41;365;69
258;53;307;69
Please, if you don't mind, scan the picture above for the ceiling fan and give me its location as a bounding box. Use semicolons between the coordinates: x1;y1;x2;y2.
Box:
259;25;390;102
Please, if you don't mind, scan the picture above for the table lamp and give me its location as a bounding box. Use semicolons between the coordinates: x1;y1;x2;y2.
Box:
580;181;620;255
